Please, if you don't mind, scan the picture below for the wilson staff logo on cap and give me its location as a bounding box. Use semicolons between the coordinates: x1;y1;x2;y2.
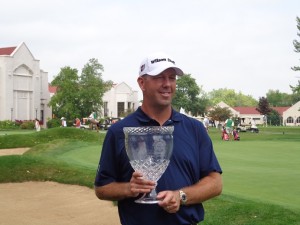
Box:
139;52;184;76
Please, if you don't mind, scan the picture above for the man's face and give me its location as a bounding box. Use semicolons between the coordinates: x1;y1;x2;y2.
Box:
138;68;177;107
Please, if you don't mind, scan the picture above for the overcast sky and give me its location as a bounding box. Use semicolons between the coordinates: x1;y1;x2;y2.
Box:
1;0;300;100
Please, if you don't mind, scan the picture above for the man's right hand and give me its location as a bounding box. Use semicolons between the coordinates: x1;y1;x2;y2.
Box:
129;171;156;197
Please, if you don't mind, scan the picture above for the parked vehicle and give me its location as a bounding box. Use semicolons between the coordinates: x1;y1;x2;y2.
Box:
248;124;259;133
236;124;247;132
80;124;90;129
236;124;259;133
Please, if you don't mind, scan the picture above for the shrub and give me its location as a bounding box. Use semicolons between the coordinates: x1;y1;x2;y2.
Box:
47;118;61;128
20;121;35;129
14;120;23;127
67;120;74;127
0;120;18;129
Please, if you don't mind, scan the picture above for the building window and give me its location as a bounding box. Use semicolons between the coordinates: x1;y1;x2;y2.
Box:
40;110;44;125
296;117;300;123
104;102;108;117
287;117;294;123
118;102;124;117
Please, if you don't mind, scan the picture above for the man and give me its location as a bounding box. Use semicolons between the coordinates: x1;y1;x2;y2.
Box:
224;117;234;140
88;112;99;131
94;52;222;225
263;115;267;127
203;116;210;132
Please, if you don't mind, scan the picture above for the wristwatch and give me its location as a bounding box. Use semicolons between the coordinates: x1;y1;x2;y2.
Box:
179;190;187;205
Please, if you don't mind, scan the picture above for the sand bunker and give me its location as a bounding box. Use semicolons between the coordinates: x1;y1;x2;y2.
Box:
0;181;120;225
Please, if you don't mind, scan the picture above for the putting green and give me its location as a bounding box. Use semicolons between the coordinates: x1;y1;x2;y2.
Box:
214;141;300;210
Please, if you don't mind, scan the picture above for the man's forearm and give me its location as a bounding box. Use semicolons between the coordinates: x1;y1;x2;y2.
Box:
179;172;222;205
95;182;131;201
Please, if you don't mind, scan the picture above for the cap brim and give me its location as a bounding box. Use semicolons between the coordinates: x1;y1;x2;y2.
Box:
146;66;184;76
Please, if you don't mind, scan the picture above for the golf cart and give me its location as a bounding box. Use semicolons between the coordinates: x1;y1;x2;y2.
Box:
236;124;259;133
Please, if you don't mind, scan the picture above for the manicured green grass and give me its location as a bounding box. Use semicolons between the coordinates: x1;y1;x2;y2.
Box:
0;129;36;135
0;127;103;187
203;195;300;225
207;127;300;211
28;139;101;169
214;141;300;210
0;126;300;224
0;127;103;148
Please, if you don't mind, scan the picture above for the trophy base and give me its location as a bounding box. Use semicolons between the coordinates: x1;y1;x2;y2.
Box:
135;191;159;204
135;197;159;204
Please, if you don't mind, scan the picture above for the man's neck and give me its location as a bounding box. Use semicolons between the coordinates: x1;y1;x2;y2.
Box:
141;104;172;126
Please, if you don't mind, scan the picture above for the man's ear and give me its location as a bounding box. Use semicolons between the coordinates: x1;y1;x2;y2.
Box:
137;77;146;91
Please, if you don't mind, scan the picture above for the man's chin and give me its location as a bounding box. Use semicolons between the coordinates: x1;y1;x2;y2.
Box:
157;100;172;107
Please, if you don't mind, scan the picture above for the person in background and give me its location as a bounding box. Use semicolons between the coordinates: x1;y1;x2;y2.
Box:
250;117;256;127
224;117;234;140
61;117;67;127
203;116;210;132
263;115;267;127
75;118;81;128
94;52;222;225
88;112;99;131
35;118;40;132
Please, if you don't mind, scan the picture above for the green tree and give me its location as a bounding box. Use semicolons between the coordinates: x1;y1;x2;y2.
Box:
208;106;232;123
49;66;80;120
268;109;281;126
256;97;272;116
266;89;293;106
290;80;300;103
172;74;209;116
49;59;113;121
79;58;113;118
292;16;300;72
208;88;257;106
291;16;300;103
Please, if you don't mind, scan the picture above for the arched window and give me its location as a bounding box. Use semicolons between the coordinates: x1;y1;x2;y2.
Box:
287;117;294;123
296;117;300;123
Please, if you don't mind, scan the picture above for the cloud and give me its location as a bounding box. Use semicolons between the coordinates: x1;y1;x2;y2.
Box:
1;0;300;99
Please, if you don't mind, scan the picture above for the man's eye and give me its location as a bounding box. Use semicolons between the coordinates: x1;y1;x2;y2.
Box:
153;76;176;80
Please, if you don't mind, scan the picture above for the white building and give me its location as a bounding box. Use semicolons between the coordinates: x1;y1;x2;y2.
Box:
102;82;139;118
283;101;300;126
213;101;300;126
0;42;52;126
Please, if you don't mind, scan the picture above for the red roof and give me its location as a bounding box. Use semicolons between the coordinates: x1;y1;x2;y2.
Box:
48;85;57;93
272;107;290;116
233;107;260;114
0;46;17;55
233;106;289;116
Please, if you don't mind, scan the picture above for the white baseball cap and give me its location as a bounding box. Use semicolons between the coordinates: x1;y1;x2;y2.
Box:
139;52;184;76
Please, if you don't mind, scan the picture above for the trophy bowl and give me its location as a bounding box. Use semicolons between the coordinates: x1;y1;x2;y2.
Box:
123;126;174;204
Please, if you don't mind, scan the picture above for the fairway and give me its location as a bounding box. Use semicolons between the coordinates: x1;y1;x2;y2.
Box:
214;139;300;211
55;142;101;169
1;126;300;224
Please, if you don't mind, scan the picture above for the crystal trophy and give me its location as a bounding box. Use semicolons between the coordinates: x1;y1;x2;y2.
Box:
123;126;174;204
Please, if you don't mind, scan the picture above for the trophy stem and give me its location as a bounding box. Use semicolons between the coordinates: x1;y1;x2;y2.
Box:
135;188;159;204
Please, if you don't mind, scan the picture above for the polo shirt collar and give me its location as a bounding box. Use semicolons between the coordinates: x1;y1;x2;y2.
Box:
136;106;183;124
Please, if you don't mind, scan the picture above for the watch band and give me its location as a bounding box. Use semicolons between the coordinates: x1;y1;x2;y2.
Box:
179;190;187;205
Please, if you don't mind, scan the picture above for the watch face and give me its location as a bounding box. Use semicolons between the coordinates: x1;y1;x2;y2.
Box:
180;190;187;204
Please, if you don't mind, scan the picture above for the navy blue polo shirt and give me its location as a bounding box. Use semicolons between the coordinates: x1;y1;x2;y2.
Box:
95;107;222;225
